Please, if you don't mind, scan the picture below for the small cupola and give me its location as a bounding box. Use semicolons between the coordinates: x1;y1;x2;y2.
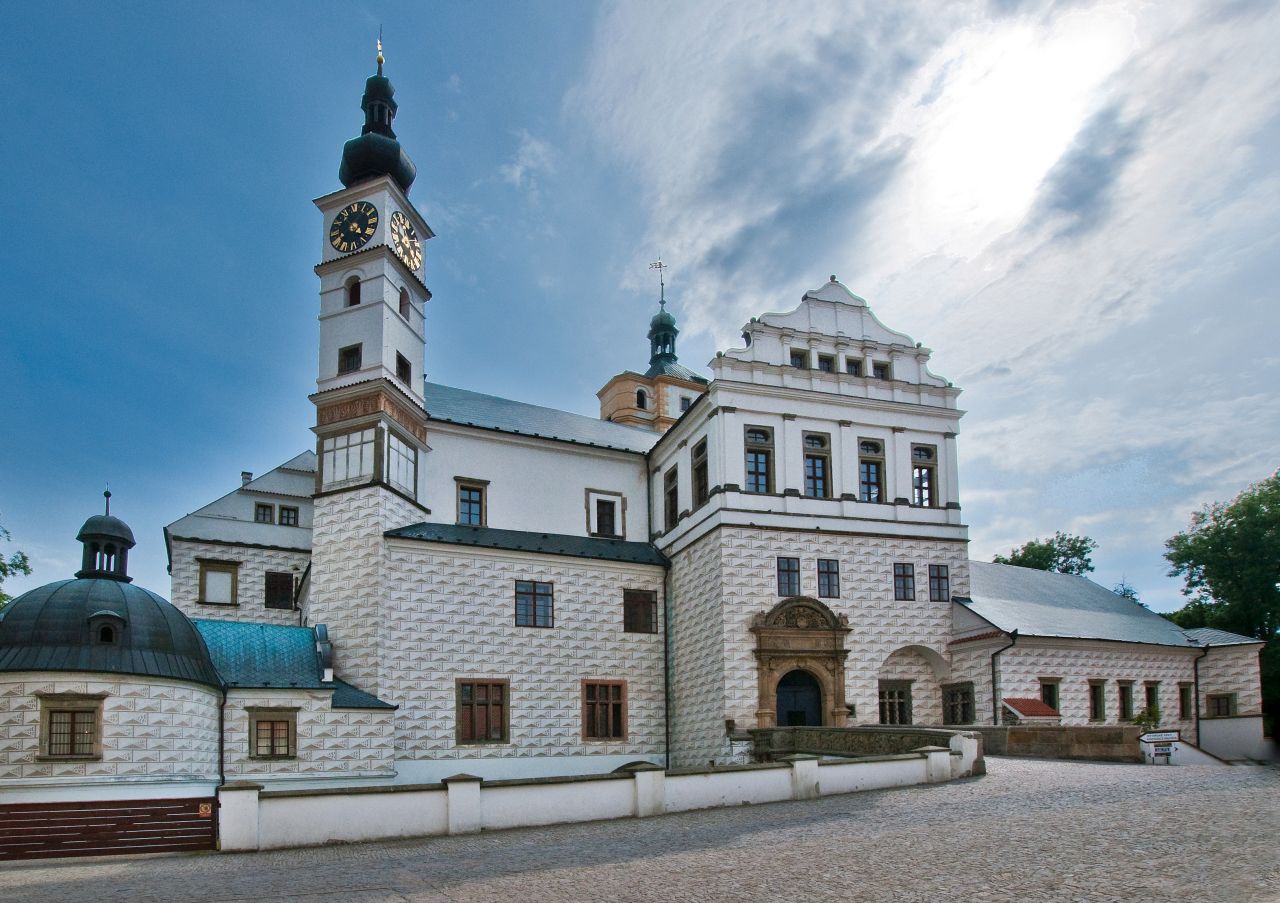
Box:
338;37;418;194
74;490;135;582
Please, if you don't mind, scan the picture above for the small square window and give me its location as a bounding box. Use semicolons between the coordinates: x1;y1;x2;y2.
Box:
278;506;299;527
515;580;553;628
40;696;103;759
264;571;294;610
396;352;412;385
457;680;509;744
1207;693;1235;717
254;503;274;524
249;710;297;758
680;395;693;412
872;362;890;380
777;557;800;596
893;563;915;601
817;559;839;598
198;560;239;606
583;680;627;740
816;354;835;373
338;343;363;375
789;350;808;368
457;480;487;526
623;589;658;634
845;359;862;377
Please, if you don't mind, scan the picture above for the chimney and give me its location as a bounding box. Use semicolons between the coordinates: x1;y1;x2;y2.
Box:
241;471;253;486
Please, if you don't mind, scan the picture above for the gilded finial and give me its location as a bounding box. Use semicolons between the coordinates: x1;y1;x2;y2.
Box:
376;28;384;75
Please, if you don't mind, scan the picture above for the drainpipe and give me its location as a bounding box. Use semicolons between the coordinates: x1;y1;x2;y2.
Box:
1193;643;1209;745
991;630;1018;725
649;459;671;768
218;685;227;787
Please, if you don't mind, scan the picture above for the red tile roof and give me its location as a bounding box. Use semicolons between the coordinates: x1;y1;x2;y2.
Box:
1004;697;1060;718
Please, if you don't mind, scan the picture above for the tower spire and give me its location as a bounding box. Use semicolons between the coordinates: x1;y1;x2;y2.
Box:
377;28;384;76
338;32;418;193
104;487;111;516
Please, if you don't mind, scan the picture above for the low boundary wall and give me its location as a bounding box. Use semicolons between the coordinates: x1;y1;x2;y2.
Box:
218;735;982;852
967;725;1143;762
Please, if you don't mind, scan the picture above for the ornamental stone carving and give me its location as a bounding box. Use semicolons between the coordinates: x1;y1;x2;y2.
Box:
751;597;851;728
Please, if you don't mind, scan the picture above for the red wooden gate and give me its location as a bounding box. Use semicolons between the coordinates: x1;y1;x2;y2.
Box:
0;796;217;860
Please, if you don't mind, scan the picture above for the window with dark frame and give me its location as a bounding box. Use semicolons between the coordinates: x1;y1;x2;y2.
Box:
692;439;709;508
636;389;648;410
912;444;937;507
396;352;412;385
515;580;553;628
1118;682;1135;720
346;278;361;307
817;559;840;598
816;354;835;373
1179;684;1193;720
744;427;773;494
278;506;299;527
254;503;273;524
199;560;238;606
845;358;862;377
398;287;411;319
879;682;912;725
858;439;884;503
623;589;658;634
457;680;508;743
1144;682;1159;714
803;433;830;498
583;681;626;740
457;482;485;526
664;466;679;531
1039;679;1060;712
251;713;295;758
337;343;362;374
943;682;974;724
777;557;801;596
872;361;890;380
1089;681;1107;721
790;349;808;368
46;709;96;757
680;395;693;412
595;498;617;537
893;563;915;601
928;564;950;603
1207;694;1235;717
264;571;294;610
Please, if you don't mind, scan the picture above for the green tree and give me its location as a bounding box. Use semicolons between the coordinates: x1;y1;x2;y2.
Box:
1113;580;1146;607
0;520;32;605
993;531;1098;575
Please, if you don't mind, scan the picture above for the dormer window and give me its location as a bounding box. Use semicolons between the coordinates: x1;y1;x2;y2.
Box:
88;611;126;646
98;625;115;644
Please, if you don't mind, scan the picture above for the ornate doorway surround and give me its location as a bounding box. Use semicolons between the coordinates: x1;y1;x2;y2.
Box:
750;597;851;728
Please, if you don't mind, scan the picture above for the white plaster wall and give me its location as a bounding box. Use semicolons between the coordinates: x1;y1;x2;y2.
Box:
481;777;636;830
817;756;929;794
380;540;666;766
169;538;310;626
1198;644;1264;715
258;786;448;849
1198;717;1275;761
0;673;219;786
222;688;395;784
664;766;793;812
668;530;728;768
948;639;1000;725
422;426;650;539
997;640;1197;736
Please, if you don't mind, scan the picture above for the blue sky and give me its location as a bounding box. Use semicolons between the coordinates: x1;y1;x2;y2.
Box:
2;1;1277;611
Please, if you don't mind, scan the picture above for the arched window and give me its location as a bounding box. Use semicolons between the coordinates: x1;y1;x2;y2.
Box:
346;278;361;307
636;389;648;410
98;625;114;644
399;288;410;319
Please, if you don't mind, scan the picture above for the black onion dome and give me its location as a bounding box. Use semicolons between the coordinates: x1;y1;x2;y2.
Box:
0;579;222;688
76;514;135;548
339;67;417;193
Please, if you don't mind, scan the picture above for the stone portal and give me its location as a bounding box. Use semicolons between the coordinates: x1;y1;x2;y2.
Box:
751;597;851;728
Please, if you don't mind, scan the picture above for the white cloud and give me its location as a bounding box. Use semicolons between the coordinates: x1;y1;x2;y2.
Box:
498;129;556;200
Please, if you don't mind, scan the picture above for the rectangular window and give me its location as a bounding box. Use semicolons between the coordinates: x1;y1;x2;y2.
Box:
254;503;274;524
1207;694;1236;717
928;564;950;603
943;682;974;725
872;361;890;380
42;700;100;759
386;430;417;497
198;560;239;606
456;480;487;526
595;498;617;537
515;580;553;628
1144;682;1159;714
802;432;831;498
1039;679;1060;712
278;506;299;527
893;563;915;601
879;682;912;725
680;395;693;412
1089;681;1107;721
320;428;375;489
744;427;774;494
691;439;709;508
337;343;362;374
816;354;835;373
817;559;840;598
457;680;508;744
1179;684;1193;720
858;439;884;503
623;589;658;634
912;444;937;507
583;681;627;740
790;349;808;368
777;557;801;596
664;466;679;531
845;358;862;377
396;352;412;385
250;711;296;758
264;571;294;610
1118;682;1135;721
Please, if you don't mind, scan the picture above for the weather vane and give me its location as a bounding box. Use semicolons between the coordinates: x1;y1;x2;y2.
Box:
649;259;667;309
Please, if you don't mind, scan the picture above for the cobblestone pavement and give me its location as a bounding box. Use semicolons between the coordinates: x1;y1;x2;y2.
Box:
1;758;1278;903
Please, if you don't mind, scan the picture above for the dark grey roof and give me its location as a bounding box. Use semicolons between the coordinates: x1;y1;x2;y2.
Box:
423;382;658;454
643;360;709;384
0;579;221;687
962;562;1196;648
193;619;394;709
385;522;668;566
77;514;135;546
1181;627;1264;647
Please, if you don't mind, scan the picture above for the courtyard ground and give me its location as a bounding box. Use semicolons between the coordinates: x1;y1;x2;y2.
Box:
0;757;1277;903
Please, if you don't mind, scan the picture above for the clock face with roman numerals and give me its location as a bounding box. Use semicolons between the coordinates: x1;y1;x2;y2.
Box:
389;211;422;271
329;201;379;253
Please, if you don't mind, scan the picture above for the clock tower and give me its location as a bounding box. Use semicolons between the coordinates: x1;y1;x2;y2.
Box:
308;41;434;695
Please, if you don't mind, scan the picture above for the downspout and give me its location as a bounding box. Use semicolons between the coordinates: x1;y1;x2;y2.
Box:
1193;643;1209;745
218;685;227;787
991;630;1018;725
650;460;671;768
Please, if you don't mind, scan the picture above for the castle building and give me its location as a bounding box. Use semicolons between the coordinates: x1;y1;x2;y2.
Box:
0;46;1270;855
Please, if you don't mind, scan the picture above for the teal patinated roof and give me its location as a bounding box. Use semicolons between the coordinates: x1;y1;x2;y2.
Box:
423;382;658;454
644;360;709;383
1181;627;1264;647
385;522;668;567
962;562;1196;648
0;579;221;687
193;619;395;709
